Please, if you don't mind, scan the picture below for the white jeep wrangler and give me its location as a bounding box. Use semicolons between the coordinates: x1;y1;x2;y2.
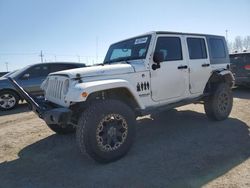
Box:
9;31;234;163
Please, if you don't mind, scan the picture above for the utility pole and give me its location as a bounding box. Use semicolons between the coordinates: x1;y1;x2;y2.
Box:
225;29;228;42
77;55;81;63
39;50;44;63
5;62;9;72
96;37;98;64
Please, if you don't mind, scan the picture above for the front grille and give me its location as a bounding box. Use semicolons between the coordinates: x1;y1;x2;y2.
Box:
46;78;64;99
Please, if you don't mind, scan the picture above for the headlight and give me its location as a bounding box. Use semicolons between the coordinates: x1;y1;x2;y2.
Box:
63;79;69;95
41;78;49;90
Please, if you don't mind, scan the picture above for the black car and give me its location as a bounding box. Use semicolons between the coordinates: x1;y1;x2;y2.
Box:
230;52;250;87
0;62;85;110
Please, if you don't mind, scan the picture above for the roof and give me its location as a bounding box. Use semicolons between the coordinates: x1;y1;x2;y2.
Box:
28;62;85;66
111;31;225;46
154;31;224;38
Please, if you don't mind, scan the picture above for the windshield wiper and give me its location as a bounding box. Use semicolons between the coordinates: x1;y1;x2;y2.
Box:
103;57;133;65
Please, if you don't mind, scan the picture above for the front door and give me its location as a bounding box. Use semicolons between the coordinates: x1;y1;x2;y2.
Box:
185;36;211;94
150;35;189;101
18;64;49;95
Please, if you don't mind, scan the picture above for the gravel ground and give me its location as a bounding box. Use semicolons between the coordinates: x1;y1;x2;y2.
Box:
0;87;249;188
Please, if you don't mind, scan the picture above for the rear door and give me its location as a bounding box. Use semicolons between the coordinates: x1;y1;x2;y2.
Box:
185;36;211;94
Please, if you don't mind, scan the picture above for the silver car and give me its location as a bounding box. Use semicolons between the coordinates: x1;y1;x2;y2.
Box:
0;62;85;110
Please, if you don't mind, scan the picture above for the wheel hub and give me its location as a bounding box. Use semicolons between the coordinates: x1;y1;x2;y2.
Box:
0;94;16;109
218;92;229;113
96;114;128;152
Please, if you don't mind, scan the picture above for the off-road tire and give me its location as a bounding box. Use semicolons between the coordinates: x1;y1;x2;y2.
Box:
76;99;136;163
204;83;233;121
47;123;75;134
0;90;19;111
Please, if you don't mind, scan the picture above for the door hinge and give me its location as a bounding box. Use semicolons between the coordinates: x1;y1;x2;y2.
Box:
189;84;192;90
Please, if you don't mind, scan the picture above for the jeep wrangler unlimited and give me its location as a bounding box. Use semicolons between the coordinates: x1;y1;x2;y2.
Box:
9;31;234;163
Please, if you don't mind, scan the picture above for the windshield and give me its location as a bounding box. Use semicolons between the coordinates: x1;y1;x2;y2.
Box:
104;35;151;64
7;65;31;78
2;70;18;77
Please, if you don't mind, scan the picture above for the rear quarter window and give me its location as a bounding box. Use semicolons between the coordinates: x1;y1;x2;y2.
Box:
209;38;226;58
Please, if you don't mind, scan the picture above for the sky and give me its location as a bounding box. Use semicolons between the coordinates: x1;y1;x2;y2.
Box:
0;0;250;71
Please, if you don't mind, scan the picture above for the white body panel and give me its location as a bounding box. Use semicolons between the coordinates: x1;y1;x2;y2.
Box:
184;35;212;94
42;31;231;111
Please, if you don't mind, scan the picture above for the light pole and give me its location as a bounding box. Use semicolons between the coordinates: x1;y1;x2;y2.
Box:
225;29;228;42
5;62;9;72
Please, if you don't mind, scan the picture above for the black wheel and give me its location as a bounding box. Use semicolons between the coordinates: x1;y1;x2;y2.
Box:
0;90;19;111
204;83;233;121
76;99;136;163
47;123;75;134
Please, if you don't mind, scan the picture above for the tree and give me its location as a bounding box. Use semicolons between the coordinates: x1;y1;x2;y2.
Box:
233;36;243;52
243;36;250;50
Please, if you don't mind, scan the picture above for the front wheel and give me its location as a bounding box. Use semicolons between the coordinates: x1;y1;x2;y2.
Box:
0;90;19;111
204;83;233;121
76;99;136;163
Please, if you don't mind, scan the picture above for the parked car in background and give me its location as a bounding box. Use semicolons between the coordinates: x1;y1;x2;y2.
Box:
0;62;86;110
1;70;18;78
230;52;250;87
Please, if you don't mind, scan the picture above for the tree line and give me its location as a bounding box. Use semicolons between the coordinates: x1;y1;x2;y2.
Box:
227;36;250;53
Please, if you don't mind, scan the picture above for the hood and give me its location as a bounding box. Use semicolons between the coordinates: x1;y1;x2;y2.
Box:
49;63;135;79
0;76;13;89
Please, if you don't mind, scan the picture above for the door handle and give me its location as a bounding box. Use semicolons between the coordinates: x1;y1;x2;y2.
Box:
202;63;210;67
177;65;188;69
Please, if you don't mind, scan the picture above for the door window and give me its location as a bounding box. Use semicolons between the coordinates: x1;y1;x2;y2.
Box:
49;64;79;73
24;65;49;78
155;37;183;61
187;38;207;59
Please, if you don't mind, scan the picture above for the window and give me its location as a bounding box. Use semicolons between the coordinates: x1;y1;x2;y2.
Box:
25;65;49;78
187;38;207;59
209;38;226;58
104;35;151;64
110;49;132;60
50;64;80;73
155;37;182;61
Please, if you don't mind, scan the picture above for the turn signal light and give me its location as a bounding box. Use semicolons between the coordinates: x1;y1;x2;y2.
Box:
81;92;88;98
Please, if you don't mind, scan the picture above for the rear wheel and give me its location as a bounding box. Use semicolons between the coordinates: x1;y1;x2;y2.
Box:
0;90;19;110
204;83;233;121
76;99;136;163
47;123;75;134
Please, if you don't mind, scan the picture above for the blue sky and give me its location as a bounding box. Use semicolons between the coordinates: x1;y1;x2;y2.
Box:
0;0;249;71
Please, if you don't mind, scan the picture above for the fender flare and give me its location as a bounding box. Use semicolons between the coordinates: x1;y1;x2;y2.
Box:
66;79;145;109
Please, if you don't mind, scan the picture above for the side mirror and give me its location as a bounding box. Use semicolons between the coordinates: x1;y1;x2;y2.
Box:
22;73;30;80
152;51;164;70
153;51;165;64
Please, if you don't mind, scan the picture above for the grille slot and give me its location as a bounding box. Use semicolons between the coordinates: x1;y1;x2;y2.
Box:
46;78;64;99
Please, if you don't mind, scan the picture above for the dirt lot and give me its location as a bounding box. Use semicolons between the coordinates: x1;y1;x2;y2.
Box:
0;88;249;188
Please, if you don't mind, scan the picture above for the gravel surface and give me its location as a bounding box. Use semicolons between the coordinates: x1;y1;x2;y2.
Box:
0;88;249;188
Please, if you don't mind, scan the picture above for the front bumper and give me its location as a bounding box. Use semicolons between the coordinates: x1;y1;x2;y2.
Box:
235;76;250;86
7;77;73;125
42;108;72;125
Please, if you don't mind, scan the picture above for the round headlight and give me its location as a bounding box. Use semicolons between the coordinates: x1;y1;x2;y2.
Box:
63;79;69;95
